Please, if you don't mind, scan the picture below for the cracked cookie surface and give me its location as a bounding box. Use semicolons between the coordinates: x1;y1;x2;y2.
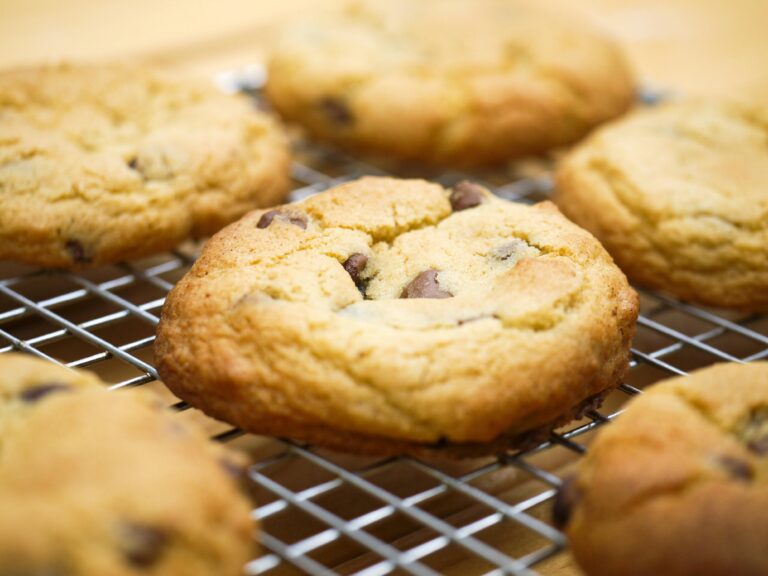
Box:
555;99;768;311
266;0;634;167
0;63;291;268
0;354;253;576
155;177;638;457
557;362;768;576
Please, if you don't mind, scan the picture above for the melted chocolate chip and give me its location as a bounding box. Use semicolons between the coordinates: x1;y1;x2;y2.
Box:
65;240;90;264
318;96;354;125
718;455;753;482
119;523;169;568
342;253;368;286
552;475;581;529
256;210;307;230
748;435;768;455
287;214;308;229
401;269;453;299
491;240;527;261
20;383;72;403
449;181;485;211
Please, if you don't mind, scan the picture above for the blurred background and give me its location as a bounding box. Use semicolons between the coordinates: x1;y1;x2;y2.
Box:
1;0;767;100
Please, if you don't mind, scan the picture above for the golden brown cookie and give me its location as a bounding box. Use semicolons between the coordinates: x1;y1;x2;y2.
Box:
555;99;768;311
0;353;254;575
155;177;638;457
266;0;635;167
555;362;768;576
0;62;291;268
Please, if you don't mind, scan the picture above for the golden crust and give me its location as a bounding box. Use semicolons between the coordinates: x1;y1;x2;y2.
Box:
0;354;254;576
155;176;638;457
0;62;292;268
265;0;635;167
555;99;768;311
563;362;768;576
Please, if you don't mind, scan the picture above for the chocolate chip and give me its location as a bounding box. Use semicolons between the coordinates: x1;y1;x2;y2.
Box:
491;240;527;261
256;210;279;228
449;181;485;211
318;96;354;125
287;214;308;229
20;383;72;403
717;455;753;482
342;253;368;285
127;157;139;170
256;210;307;230
119;523;169;568
748;435;768;455
552;475;581;529
65;240;90;264
401;269;453;299
432;436;450;448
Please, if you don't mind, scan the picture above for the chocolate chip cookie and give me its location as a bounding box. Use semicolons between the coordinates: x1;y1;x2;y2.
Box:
555;99;768;311
266;0;635;167
556;362;768;576
0;353;254;575
0;62;291;268
155;177;639;457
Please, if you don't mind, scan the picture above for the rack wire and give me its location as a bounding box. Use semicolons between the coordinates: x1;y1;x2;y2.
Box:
1;69;766;575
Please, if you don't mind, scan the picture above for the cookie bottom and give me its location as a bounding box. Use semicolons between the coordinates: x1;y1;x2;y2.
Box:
234;389;613;460
177;346;631;459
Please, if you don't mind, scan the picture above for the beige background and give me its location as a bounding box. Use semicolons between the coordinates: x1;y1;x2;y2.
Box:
1;0;768;100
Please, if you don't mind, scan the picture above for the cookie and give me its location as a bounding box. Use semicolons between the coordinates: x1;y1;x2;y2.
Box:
0;62;291;268
555;362;768;576
265;0;635;167
0;353;254;575
554;99;768;311
155;177;638;457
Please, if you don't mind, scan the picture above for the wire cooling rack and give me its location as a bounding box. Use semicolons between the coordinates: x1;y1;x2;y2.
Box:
1;69;766;576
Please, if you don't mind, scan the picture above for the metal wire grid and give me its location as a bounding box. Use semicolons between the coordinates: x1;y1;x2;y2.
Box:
1;74;767;576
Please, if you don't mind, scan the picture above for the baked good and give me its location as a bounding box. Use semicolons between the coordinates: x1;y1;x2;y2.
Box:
155;176;639;457
0;62;291;268
554;99;768;311
555;361;768;576
0;353;254;575
265;0;635;167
